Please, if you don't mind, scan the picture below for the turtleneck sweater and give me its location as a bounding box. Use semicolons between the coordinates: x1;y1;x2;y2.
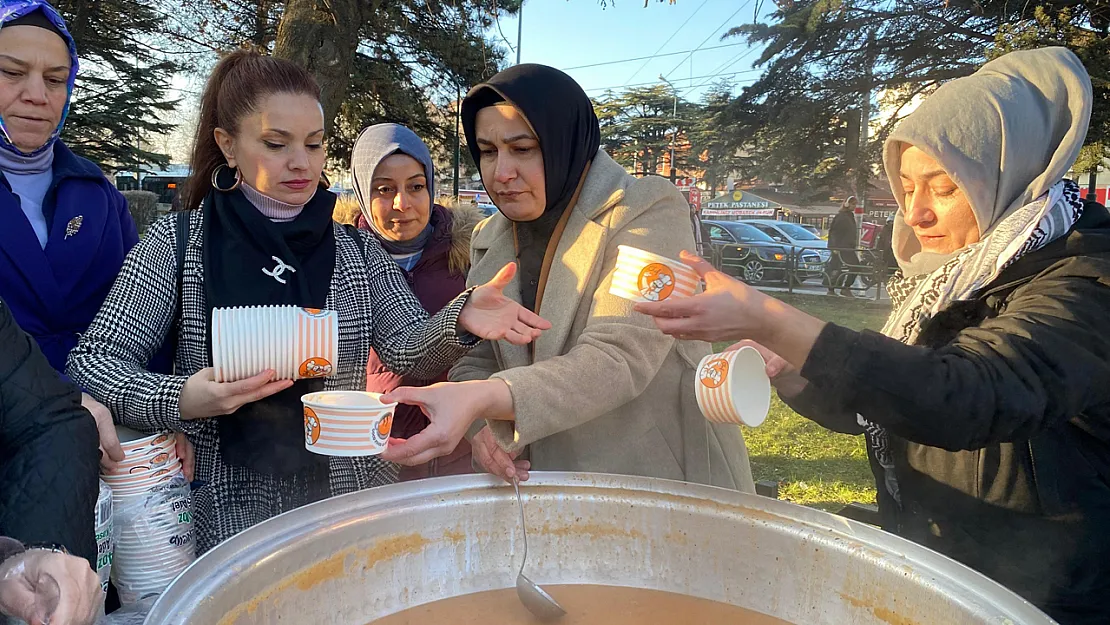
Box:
0;143;54;248
240;180;306;222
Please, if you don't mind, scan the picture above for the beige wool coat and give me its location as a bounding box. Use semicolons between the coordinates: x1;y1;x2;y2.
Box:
451;151;755;491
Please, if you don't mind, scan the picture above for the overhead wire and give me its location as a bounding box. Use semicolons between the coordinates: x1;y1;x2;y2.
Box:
622;0;710;85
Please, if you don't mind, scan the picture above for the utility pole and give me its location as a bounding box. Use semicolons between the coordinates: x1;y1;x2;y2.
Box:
856;32;876;237
660;75;678;184
516;2;523;65
453;82;461;197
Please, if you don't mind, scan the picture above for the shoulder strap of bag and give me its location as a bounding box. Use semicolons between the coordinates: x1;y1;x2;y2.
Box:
171;211;189;373
342;223;368;260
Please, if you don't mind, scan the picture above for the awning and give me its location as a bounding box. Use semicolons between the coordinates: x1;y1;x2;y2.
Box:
702;190;778;217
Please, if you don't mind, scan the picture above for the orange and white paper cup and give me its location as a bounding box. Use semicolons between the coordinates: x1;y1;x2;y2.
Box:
294;308;338;381
694;346;771;427
301;391;396;457
610;245;700;303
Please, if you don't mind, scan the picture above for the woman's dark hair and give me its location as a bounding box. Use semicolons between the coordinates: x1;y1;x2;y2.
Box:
181;50;321;211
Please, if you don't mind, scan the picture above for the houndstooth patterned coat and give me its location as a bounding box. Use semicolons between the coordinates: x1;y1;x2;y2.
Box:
68;209;475;554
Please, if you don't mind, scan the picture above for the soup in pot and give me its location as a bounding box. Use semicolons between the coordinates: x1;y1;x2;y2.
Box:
370;584;793;624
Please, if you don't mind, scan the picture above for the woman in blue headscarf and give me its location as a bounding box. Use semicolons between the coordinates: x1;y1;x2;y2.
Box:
0;1;140;470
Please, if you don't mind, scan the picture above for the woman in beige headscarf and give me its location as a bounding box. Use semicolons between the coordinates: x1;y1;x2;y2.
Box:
638;47;1110;624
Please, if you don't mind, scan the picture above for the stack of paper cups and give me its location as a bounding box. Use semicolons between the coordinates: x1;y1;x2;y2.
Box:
610;245;700;303
94;479;113;610
212;305;339;383
302;391;397;457
101;427;195;605
694;346;772;427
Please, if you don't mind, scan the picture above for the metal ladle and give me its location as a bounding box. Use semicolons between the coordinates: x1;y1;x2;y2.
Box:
512;476;566;622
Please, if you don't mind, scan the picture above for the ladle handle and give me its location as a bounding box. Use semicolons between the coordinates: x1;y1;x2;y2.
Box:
513;476;528;577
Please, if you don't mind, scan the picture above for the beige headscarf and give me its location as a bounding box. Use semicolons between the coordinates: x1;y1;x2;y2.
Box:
883;46;1093;276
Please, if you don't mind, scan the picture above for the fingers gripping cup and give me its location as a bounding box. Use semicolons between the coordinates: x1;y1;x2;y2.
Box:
694;346;771;427
609;245;700;303
301;391;397;457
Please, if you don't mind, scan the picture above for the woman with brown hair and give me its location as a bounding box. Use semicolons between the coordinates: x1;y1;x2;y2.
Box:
66;50;548;553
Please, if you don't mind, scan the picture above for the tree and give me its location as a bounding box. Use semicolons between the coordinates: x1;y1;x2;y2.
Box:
716;0;1110;198
595;84;703;176
172;0;513;172
52;0;182;171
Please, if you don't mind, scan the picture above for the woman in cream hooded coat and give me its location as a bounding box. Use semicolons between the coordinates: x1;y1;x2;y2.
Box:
382;64;754;492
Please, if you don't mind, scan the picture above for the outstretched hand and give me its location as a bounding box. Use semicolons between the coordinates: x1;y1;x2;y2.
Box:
380;379;515;467
634;250;826;370
459;263;552;345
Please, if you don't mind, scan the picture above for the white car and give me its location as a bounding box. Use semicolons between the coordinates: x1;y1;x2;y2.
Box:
741;219;832;280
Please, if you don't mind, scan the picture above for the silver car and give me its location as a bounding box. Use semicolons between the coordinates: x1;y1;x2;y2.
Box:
741;219;831;281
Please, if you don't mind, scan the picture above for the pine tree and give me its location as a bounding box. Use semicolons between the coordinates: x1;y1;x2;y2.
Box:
52;0;181;171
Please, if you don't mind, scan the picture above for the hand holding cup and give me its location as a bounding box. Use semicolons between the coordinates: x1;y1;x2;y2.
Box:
179;368;293;420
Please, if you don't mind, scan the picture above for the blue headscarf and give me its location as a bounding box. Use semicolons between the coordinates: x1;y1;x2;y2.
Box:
0;0;78;158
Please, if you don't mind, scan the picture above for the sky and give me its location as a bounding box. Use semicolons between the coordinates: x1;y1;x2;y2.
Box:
152;0;773;163
492;0;772;103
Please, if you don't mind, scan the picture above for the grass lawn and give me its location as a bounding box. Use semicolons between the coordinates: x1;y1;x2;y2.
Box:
716;293;891;512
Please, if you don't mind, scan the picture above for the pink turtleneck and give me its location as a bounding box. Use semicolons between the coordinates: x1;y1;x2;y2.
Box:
240;181;307;222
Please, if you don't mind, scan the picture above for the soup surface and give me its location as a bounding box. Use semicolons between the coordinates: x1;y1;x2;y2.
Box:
370;584;793;624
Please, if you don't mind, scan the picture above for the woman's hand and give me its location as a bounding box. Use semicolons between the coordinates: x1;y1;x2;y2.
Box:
80;393;123;473
175;433;196;482
726;340;808;398
380;379;515;466
0;548;100;625
459;263;552;345
471;426;530;483
634;250;826;369
178;368;293;421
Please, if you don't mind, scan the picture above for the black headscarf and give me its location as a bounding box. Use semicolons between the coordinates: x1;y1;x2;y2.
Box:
461;64;601;311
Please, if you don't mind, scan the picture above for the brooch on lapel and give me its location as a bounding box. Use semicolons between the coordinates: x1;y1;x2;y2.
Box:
65;215;84;239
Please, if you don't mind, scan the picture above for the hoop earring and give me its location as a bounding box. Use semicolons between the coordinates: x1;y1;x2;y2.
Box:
212;164;242;192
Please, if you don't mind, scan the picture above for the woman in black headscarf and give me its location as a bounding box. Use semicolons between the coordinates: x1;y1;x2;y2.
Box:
382;65;755;492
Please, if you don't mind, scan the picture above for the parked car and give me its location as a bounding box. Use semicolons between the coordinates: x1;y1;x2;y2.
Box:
701;220;791;284
741;219;830;281
799;224;823;238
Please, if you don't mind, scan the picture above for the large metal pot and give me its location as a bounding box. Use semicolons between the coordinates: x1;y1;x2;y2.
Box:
146;473;1054;624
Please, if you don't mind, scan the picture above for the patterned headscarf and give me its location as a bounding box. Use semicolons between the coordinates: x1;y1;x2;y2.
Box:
0;0;79;157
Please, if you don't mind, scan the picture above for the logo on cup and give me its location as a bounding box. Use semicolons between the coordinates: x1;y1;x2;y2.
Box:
699;358;729;389
298;357;333;379
153;434;170;446
638;263;676;301
128;466;149;474
372;412;393;446
152;452;169;465
302;307;328;317
304;407;321;445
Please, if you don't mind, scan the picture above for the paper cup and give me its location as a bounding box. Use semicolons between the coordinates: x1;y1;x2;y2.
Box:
295;308;338;380
609;245;700;303
694;346;771;427
301;391;396;457
116;428;174;453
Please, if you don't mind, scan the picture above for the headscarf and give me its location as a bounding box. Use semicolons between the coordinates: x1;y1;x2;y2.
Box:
461;64;600;226
461;64;601;310
0;1;78;159
350;123;435;255
863;47;1093;508
883;46;1092;277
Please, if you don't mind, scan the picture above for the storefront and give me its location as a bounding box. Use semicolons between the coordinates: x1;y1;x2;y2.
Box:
701;190;779;220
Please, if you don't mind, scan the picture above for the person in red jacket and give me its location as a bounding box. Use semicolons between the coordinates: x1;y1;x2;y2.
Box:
352;123;483;480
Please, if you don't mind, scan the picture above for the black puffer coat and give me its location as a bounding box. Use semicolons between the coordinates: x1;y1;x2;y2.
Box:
787;203;1110;624
0;298;98;565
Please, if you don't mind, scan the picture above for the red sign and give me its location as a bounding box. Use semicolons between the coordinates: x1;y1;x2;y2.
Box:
674;177;696;191
689;188;701;213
